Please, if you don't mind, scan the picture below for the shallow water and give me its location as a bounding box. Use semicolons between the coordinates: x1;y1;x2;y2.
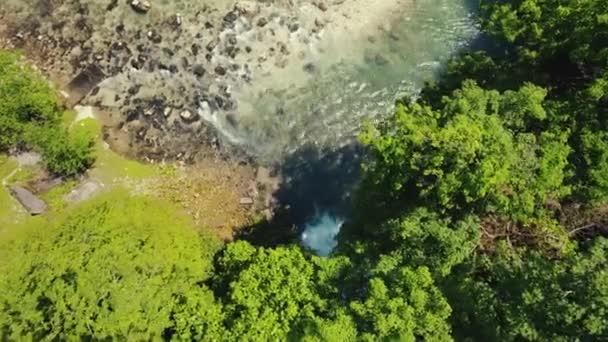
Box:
301;212;344;256
212;0;480;162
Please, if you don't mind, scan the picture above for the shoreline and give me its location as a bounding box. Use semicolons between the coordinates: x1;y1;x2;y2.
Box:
0;0;412;164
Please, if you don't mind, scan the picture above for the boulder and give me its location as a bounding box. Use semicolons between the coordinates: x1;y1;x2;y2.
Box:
64;180;102;204
130;0;151;13
8;185;47;215
180;110;199;123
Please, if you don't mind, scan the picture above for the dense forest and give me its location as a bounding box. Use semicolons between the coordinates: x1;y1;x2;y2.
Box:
1;0;608;340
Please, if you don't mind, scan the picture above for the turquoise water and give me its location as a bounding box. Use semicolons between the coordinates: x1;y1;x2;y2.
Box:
225;0;480;162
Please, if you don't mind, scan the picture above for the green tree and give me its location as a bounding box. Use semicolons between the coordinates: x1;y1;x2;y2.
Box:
448;238;608;341
0;191;224;340
214;241;354;341
350;266;453;341
359;81;570;224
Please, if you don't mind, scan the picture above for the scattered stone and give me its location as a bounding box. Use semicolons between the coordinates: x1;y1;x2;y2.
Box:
130;0;151;13
163;107;173;117
239;197;254;205
8;185;47;215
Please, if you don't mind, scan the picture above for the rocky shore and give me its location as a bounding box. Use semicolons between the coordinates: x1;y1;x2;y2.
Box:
0;0;411;163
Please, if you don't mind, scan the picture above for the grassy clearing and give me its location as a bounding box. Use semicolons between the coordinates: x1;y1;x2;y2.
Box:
70;118;159;184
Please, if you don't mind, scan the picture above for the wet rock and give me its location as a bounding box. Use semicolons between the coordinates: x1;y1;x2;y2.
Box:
226;34;237;45
303;62;317;74
288;22;299;32
106;0;119;11
180;109;199;123
226;113;238;127
215;65;227;76
173;13;183;27
193;64;206;78
206;39;218;52
130;0;151;13
147;30;162;43
224;11;238;23
257;17;268;27
315;1;328;11
191;43;200;55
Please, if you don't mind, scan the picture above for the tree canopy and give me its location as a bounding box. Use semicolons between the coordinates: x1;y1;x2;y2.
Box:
0;191;223;340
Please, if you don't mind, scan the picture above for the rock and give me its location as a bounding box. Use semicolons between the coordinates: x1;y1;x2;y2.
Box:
8;185;47;215
193;64;206;77
239;197;254;205
215;65;227;76
163;107;173;117
288;22;299;32
130;0;151;13
64;180;102;204
235;1;259;17
257;17;268;27
315;1;328;11
174;13;183;26
180;109;199;123
147;30;162;43
303;62;317;74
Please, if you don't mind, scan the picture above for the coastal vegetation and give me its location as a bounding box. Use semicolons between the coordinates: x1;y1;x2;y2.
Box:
1;0;607;340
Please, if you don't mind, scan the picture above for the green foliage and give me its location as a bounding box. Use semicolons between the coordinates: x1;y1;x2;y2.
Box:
578;130;608;203
377;209;480;277
0;51;60;150
350;266;452;341
0;50;95;176
214;241;341;340
0;191;223;340
482;0;608;66
449;239;608;341
23;124;95;176
359;81;570;223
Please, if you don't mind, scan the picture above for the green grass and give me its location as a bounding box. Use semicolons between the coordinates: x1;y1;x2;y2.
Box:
0;155;27;228
9;165;39;185
72;118;158;184
40;179;79;211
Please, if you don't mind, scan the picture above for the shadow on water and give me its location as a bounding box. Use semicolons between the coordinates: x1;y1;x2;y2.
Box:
237;143;364;248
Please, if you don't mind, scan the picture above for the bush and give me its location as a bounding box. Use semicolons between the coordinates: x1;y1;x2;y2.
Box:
0;50;95;176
